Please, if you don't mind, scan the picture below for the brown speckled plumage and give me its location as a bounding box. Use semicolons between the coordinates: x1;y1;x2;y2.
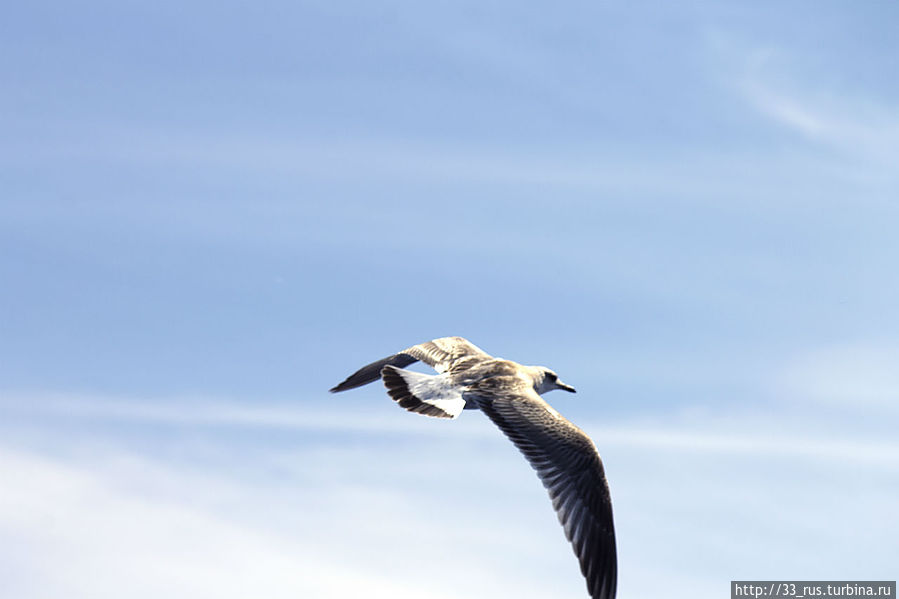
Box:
330;336;617;599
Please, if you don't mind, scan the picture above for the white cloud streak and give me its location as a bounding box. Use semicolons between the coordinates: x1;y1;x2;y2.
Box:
735;50;899;172
2;392;897;599
8;394;897;468
0;448;472;599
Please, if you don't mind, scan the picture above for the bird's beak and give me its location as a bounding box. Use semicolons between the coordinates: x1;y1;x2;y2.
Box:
556;380;576;393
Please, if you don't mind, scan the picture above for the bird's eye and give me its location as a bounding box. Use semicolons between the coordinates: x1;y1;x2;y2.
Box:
546;372;558;382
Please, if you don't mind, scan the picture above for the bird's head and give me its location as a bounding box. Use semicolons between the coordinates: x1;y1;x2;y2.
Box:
533;367;577;395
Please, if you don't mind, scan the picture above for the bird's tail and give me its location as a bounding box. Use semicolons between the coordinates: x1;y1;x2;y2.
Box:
381;365;466;419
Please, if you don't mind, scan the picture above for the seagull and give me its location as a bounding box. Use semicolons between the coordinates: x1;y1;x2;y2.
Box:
330;336;617;599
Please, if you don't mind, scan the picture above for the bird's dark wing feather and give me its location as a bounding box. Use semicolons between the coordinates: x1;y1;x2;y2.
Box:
470;383;617;599
329;336;490;392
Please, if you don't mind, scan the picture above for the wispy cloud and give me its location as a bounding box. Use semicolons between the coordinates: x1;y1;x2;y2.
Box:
0;448;473;599
745;81;899;162
8;393;898;467
734;49;899;174
744;84;828;137
2;392;896;598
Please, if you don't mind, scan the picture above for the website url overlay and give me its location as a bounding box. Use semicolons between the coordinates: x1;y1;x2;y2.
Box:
731;581;896;599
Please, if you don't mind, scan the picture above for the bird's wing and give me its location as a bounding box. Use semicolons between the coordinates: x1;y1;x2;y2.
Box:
467;381;617;599
329;336;490;392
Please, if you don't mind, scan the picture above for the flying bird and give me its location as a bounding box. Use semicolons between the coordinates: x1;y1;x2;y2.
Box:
330;336;617;599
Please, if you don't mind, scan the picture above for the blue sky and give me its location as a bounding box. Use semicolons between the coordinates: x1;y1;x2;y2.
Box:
2;1;898;597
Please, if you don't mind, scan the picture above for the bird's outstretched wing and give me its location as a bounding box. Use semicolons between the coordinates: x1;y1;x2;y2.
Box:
329;336;490;393
468;381;617;599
